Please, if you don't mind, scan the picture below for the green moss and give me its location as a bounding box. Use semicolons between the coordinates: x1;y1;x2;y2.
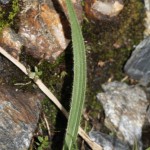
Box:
83;0;145;81
41;97;58;127
81;0;145;130
0;0;19;33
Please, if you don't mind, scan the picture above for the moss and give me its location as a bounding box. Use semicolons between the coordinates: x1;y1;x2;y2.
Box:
81;0;145;130
83;0;145;83
0;0;19;33
41;97;58;127
1;0;146;145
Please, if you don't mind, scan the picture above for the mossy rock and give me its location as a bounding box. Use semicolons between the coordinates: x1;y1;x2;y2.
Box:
0;0;19;33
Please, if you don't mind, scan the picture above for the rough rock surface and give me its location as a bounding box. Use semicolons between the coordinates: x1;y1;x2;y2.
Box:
125;0;150;83
97;81;149;148
0;85;43;150
0;0;82;61
0;0;10;4
18;0;70;61
89;131;130;150
0;28;24;59
124;36;150;86
84;0;124;21
58;0;83;22
147;105;150;123
144;0;150;36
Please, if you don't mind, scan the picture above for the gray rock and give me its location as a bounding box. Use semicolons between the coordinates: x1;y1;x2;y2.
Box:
0;55;3;71
89;131;130;150
124;37;150;86
144;0;150;11
0;0;10;4
97;81;149;148
0;85;43;150
146;104;150;123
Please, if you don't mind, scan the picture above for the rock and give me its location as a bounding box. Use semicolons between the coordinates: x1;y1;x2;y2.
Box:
0;0;10;4
144;11;150;36
124;36;150;86
0;85;43;150
146;104;150;123
144;0;150;11
89;131;130;150
97;81;149;148
0;55;3;71
0;0;83;61
58;0;83;23
84;0;124;21
0;28;24;59
144;0;150;36
18;0;69;61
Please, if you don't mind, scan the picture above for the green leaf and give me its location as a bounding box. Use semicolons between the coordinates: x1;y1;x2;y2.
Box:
34;66;38;72
43;142;49;147
63;0;87;149
44;136;48;141
37;71;42;76
37;146;42;150
38;136;43;143
35;142;40;146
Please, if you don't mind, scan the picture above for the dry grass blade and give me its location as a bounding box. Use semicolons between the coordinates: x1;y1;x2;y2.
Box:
0;46;102;150
43;112;51;138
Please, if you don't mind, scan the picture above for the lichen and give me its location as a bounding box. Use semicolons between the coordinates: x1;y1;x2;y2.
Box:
0;0;19;33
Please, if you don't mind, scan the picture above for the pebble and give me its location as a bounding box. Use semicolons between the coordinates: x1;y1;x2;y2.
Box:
0;0;10;4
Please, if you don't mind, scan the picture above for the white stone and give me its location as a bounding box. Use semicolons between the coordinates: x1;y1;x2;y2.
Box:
97;81;149;148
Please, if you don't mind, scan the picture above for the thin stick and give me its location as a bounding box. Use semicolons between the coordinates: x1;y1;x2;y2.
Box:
43;112;51;138
0;47;102;150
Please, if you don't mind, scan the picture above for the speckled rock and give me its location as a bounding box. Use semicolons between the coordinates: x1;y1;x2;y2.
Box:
0;85;43;150
124;36;150;86
89;131;130;150
58;0;83;22
84;0;124;21
0;0;82;61
0;28;24;59
144;0;150;36
124;0;150;85
97;81;149;148
0;0;10;4
18;0;70;61
0;55;3;71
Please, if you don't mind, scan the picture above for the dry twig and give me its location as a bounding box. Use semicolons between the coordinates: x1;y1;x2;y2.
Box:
0;46;102;150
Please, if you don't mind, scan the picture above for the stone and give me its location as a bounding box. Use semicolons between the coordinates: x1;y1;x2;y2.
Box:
124;36;150;86
0;0;10;4
58;0;83;23
0;55;3;71
84;0;124;21
18;0;69;61
144;0;150;11
144;0;150;36
144;11;150;36
0;0;83;61
89;131;130;150
146;104;150;123
0;28;24;59
97;81;149;148
0;85;43;150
